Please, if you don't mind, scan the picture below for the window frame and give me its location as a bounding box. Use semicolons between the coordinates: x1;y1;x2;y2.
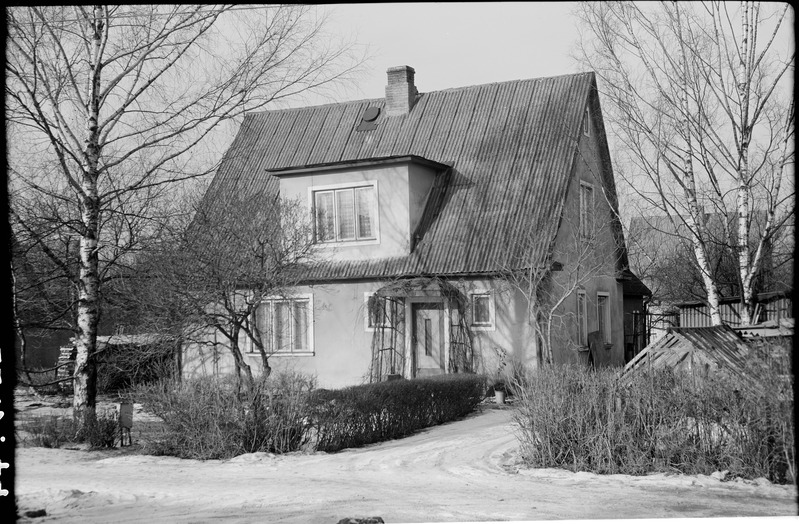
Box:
583;108;591;137
310;180;380;246
596;291;611;347
579;181;594;241
364;292;393;332
470;291;495;331
249;293;314;356
576;289;588;347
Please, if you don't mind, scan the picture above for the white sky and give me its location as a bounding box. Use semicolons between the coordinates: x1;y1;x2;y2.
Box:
315;2;585;104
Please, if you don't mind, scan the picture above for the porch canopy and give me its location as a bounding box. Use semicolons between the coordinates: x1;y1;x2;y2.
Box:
372;276;466;304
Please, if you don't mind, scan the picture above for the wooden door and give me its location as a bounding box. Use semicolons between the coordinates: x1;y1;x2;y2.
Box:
412;302;445;377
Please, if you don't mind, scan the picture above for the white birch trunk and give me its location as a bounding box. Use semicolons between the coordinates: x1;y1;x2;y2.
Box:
73;6;104;425
740;97;794;325
675;1;723;326
736;1;754;325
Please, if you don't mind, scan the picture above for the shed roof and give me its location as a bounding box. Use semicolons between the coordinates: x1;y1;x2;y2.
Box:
620;325;752;384
204;71;615;279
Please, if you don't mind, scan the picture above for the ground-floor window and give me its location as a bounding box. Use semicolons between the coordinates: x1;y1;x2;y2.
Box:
251;296;312;354
470;291;495;331
365;293;395;331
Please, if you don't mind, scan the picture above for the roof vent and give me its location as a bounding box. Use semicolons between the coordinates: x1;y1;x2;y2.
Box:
356;106;381;132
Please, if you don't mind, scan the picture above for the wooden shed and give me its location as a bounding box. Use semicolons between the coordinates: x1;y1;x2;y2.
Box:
619;325;752;384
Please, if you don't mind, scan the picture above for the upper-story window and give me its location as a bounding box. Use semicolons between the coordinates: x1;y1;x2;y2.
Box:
579;182;594;241
583;108;591;137
313;183;378;243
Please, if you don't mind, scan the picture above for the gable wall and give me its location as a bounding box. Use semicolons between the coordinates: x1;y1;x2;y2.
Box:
547;106;625;366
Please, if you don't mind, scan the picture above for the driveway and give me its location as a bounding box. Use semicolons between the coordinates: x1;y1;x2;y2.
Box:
15;407;798;522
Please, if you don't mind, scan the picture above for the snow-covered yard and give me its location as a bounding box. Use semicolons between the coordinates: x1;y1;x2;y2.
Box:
14;396;798;523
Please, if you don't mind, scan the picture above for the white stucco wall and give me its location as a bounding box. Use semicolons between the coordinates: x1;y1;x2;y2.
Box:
276;161;437;261
181;277;539;389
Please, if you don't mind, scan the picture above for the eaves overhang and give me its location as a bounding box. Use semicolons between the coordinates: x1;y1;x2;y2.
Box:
266;155;453;177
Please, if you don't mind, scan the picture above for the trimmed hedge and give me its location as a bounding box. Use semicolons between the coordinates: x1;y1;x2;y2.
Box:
133;372;486;458
309;373;486;452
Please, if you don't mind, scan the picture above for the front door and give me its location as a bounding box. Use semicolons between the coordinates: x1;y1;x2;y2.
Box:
412;302;445;377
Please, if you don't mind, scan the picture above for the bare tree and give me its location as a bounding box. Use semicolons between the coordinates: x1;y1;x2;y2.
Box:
6;5;362;427
133;191;317;392
502;201;621;366
574;1;794;325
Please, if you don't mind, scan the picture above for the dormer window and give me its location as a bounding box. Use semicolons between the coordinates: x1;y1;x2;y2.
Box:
313;182;379;243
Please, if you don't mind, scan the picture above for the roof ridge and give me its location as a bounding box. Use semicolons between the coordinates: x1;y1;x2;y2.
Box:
245;71;594;117
247;96;385;116
421;71;593;95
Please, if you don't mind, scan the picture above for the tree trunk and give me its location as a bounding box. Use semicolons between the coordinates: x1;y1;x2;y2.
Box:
73;204;100;424
73;6;104;428
674;1;722;326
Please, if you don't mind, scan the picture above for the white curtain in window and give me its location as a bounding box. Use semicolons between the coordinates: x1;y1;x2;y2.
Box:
355;187;375;238
274;301;292;352
314;191;335;242
336;189;356;240
293;301;308;351
255;301;272;352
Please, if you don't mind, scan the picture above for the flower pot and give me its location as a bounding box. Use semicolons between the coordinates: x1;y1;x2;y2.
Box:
494;390;506;405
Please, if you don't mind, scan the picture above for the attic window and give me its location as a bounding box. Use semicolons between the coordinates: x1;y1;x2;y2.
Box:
583;109;591;137
356;107;380;132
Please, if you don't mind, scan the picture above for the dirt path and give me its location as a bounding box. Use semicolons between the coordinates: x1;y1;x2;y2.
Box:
15;408;798;523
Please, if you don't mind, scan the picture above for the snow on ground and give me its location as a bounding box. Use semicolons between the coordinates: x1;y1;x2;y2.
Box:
14;397;799;523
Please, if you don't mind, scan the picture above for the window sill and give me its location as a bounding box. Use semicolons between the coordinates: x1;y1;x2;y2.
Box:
315;238;380;248
471;324;496;332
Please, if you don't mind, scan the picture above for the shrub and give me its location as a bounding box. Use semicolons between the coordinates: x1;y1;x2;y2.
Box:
96;341;178;394
134;372;485;458
512;345;794;483
18;415;75;448
310;373;486;452
133;371;316;459
17;367;63;395
78;410;120;448
18;410;119;449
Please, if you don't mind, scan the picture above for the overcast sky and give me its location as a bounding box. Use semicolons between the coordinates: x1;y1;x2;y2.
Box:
318;2;584;103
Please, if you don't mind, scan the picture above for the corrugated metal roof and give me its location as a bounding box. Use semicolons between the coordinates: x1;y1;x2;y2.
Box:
205;72;600;278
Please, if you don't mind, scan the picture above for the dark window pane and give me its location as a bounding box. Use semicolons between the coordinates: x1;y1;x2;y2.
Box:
473;295;491;325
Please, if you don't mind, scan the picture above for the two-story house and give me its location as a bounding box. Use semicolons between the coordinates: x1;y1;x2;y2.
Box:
182;66;649;388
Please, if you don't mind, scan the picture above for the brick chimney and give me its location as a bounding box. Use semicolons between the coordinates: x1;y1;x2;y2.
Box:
385;65;418;116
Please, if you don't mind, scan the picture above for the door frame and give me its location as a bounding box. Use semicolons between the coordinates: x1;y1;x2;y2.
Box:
404;296;451;378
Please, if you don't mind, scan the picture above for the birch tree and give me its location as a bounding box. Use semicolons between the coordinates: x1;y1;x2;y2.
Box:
6;5;362;427
575;1;794;325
